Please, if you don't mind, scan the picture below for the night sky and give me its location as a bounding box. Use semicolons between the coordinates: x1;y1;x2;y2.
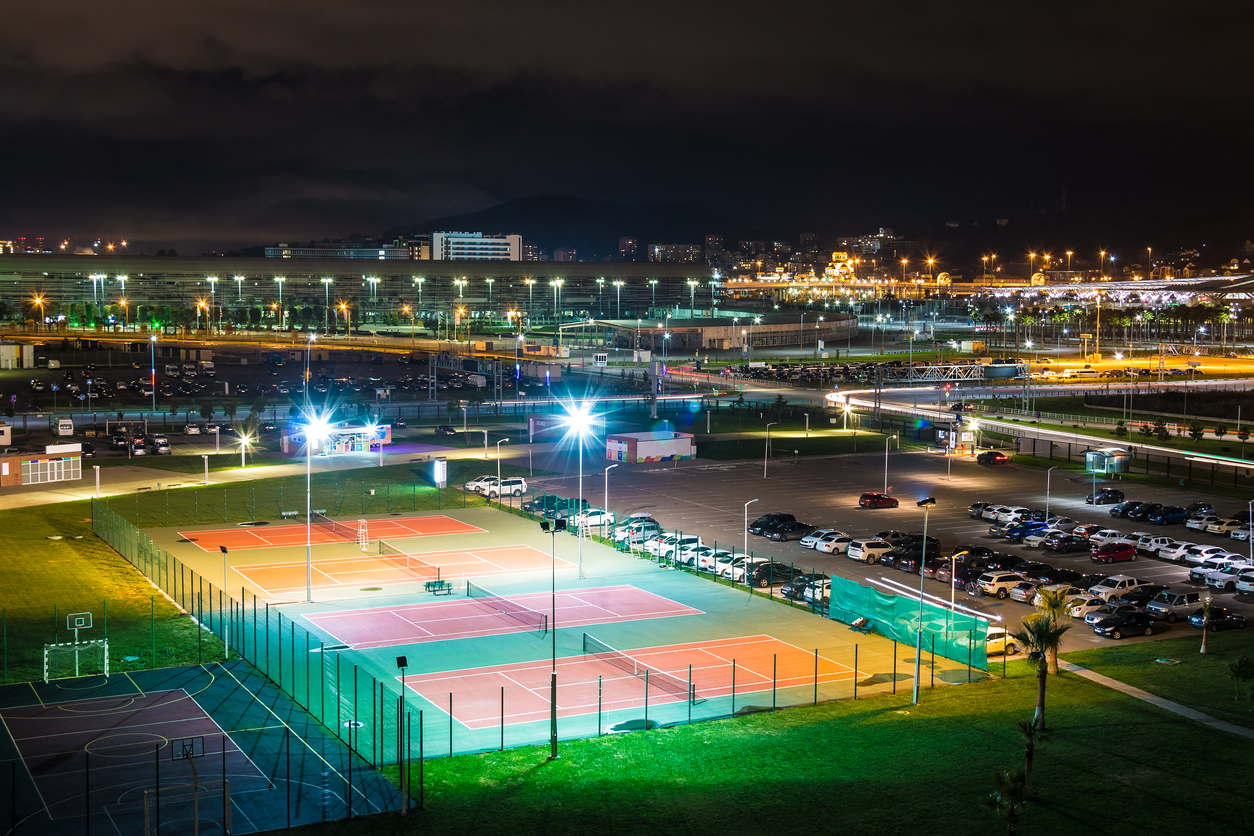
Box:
2;2;1249;254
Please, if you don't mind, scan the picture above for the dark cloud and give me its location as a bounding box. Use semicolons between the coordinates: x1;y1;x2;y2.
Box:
0;1;1248;251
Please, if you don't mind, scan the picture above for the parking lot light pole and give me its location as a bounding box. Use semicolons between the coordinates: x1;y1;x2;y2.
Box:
884;434;898;494
1045;466;1059;518
1248;500;1253;564
496;439;509;501
149;336;157;413
913;497;937;705
764;423;777;478
604;464;618;531
744;499;759;559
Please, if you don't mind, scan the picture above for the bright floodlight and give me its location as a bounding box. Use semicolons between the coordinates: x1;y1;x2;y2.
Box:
564;401;595;437
304;409;333;443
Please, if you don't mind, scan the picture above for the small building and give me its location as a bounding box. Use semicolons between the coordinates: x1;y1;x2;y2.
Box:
1086;447;1131;474
605;431;695;463
280;423;392;455
0;443;83;487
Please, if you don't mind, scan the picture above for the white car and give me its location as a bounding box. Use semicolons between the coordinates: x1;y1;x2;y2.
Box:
694;548;732;571
724;556;770;582
1205;563;1254;592
1230;525;1253;542
488;477;527;498
712;552;750;576
463;475;497;494
1182;545;1231;566
996;506;1032;523
799;529;844;549
982;505;1011;521
847;539;893;564
1067;597;1110;619
1187;514;1222;532
658;535;702;559
1134;534;1176;555
644;533;676;556
183;424;201;435
1023;529;1066;548
1157;541;1197;562
1235;571;1254;595
804;578;830;604
1088;575;1152;602
977;572;1025;599
115;380;128;391
816;535;854;555
1088;529;1125;547
575;508;615;527
1044;516;1079;532
1032;584;1086;608
1188;554;1246;582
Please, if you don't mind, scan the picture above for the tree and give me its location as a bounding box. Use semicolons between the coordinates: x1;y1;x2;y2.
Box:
1016;718;1051;794
446;398;462;420
1214;423;1228;440
1226;656;1254;701
772;393;788;415
1137;421;1154;440
199;401;214;422
1188;422;1206;444
980;768;1031;836
1154;418;1172;443
1008;614;1070;730
1033;587;1076;675
466;388;487;418
223;399;239;420
1238;425;1250;443
1114;419;1127;438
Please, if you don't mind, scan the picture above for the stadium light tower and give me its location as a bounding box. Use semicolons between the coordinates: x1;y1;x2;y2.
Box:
564;401;596;578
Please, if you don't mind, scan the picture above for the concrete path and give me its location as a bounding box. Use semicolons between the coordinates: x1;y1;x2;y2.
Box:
1059;660;1254;740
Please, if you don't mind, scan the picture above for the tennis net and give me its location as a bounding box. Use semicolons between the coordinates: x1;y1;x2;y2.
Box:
377;540;440;583
466;582;548;634
310;512;357;542
582;632;697;703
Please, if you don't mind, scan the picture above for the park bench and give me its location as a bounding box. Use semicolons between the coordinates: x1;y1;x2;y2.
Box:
850;617;874;635
425;580;454;595
280;510;299;519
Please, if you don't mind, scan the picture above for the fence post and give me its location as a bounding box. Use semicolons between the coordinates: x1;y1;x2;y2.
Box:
853;645;858;700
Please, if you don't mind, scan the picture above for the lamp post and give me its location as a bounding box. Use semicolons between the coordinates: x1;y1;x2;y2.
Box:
744;499;759;559
912;497;937;705
275;276;284;313
525;278;534;315
564;402;596;579
149;336;157;412
613;280;624;318
884;433;898;493
1045;466;1059;518
486;278;494;305
119;298;128;330
540;516;566;758
604;464;618;534
240;434;249;468
687;280;698;318
649;279;658;311
415;276;424;312
320;278;333;331
815;317;824;359
234;275;244;301
799;312;806;359
764;422;777;478
496;438;509;499
304;335;324;604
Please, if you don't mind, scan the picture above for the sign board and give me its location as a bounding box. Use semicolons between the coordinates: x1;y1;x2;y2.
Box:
432;457;447;488
45;443;83;454
961;432;975;442
594;353;608;367
67;612;92;630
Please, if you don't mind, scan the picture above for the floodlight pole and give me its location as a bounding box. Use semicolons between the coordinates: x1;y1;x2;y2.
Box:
884;434;897;494
604;464;618;531
306;335;315;604
496;439;509;500
220;545;230;658
912;498;936;705
1045;466;1059;518
202;455;209;486
744;499;759;559
483;429;488;459
547;522;559;759
578;431;585;578
763;423;777;478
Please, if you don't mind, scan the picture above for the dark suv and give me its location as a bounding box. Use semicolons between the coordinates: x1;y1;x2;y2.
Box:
766;521;816;542
748;513;795;536
859;492;898;509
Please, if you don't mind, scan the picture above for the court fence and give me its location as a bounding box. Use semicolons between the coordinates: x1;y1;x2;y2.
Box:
86;498;994;782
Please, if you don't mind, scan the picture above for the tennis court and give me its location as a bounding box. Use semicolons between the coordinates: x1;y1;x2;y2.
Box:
234;544;570;597
303;585;704;649
179;514;484;552
400;635;857;730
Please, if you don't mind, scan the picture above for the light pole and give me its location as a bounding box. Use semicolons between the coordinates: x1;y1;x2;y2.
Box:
604;464;618;534
321;278;333;331
274;276;284;316
486;278;494;305
912;497;937;705
687;280;698;318
235;275;244;301
884;433;898;494
496;438;509;500
764;422;777;478
814;317;824;359
525;278;534;315
649;279;658;311
1045;466;1059;517
564;403;595;579
799;312;806;360
304;338;325;604
744;499;759;559
415;276;424;312
613;280;624;318
149;336;157;413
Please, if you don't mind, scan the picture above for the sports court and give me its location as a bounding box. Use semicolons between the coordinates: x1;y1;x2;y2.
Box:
234;543;570;597
179;514;484;551
400;635;857;730
303;585;704;648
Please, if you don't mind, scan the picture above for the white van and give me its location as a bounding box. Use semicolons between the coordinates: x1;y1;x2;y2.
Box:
56;418;74;437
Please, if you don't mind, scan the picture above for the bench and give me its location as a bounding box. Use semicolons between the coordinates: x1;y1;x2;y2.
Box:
280;510;299;519
849;617;874;635
425;580;454;595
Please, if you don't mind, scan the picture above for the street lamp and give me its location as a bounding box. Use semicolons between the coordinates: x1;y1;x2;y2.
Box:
649;279;658;311
414;276;424;311
912;496;937;705
454;278;467;298
744;499;759;559
884;433;898;493
320;278;333;331
486;277;494;305
302;406;332;603
604;464;618;535
564;401;596;578
496;438;510;500
539;515;567;759
119;298;129;330
274;276;285;313
1045;466;1059;517
764;422;777;478
234;275;245;301
524;278;535;315
338;302;349;335
149;336;157;412
613;280;624;318
687;280;698;318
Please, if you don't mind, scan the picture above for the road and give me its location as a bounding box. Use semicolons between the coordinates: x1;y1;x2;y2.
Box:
536;447;1252;654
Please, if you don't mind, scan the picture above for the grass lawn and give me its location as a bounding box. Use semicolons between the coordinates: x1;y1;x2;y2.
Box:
288;648;1254;836
91;453;289;473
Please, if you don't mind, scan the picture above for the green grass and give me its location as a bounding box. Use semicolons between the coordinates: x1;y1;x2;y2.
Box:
285;643;1254;836
985;412;1253;460
91;453;289;473
0;499;225;683
1062;631;1254;729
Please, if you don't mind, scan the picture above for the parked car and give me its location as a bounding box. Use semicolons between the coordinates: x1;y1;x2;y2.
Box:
799;529;844;549
1086;488;1125;505
1205;519;1245;536
1089;575;1152;601
1187;514;1223;532
1005;521;1049;543
985;626;1016;656
488;477;528;498
767;521;817;542
744;562;802;589
967;502;994;519
1043;516;1079;532
1147;506;1188;525
435;425;457;436
780;572;828;601
976;572;1025;599
463;474;497;494
1188;607;1248;631
858;492;898;509
1184;501;1216;516
1146;588;1206;622
1109;501;1145;518
1133;534;1175;555
1088;529;1125;547
1067;597;1110;619
748;513;795;535
815;535;854;555
1091;543;1138;564
1092;611;1158;639
1157;541;1197;562
1204;563;1253;592
1110;584;1166;608
1084;603;1144;627
847;539;893;564
1043;534;1091;554
977;451;1008;465
183;423;201;435
1071;524;1104;540
1008;581;1042;603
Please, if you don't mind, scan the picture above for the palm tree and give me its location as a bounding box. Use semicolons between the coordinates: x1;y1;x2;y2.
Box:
981;767;1031;835
1008;614;1070;730
1016;718;1051;793
1033;587;1077;675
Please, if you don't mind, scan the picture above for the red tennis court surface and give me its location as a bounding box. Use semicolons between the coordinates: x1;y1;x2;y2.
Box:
304;585;704;648
178;514;484;551
235;544;570;597
400;635;856;729
0;689;266;820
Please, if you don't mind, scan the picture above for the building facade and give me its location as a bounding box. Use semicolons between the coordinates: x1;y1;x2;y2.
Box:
430;232;522;261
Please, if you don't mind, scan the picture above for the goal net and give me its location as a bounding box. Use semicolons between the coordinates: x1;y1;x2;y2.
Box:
43;639;109;682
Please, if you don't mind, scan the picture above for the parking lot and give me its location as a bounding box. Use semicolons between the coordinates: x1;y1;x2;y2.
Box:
535;450;1253;653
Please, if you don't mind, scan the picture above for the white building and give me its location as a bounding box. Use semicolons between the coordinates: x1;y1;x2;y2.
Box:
431;232;522;261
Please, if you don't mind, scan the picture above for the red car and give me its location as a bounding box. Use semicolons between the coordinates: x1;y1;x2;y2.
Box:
1091;543;1138;564
859;492;899;509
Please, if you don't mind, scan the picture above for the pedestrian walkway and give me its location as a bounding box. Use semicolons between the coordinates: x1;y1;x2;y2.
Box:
1059;660;1254;740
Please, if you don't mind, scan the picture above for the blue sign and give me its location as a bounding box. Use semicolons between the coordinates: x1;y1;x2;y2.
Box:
51;384;58;392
